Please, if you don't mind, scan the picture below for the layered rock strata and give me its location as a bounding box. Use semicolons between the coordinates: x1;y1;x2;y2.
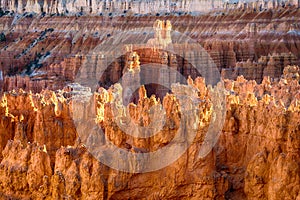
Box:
0;0;298;15
221;52;298;82
0;8;299;92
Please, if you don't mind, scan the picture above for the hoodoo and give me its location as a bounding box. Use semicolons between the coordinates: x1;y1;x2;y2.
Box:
0;1;299;199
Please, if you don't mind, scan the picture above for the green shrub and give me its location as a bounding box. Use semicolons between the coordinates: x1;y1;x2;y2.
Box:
0;33;6;42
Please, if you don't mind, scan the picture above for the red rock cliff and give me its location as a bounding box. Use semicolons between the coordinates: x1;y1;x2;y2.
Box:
0;8;300;92
0;71;299;199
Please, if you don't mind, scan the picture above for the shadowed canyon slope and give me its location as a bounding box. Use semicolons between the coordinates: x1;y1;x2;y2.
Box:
0;7;300;92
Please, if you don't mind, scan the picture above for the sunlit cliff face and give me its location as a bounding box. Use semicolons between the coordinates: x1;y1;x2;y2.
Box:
0;4;299;199
0;69;298;198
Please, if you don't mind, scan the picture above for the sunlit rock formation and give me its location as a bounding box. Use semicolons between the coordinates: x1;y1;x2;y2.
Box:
121;51;141;104
0;5;299;199
0;73;298;198
147;19;172;48
283;65;300;82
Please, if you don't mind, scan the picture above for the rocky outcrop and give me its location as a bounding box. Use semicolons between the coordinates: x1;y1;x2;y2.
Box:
220;74;300;199
0;70;298;198
221;53;298;82
2;56;83;92
0;7;299;93
0;89;77;162
0;8;299;199
0;0;299;15
283;65;300;82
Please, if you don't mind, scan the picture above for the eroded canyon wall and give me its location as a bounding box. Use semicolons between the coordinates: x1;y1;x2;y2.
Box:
0;0;297;15
0;71;299;199
0;7;300;93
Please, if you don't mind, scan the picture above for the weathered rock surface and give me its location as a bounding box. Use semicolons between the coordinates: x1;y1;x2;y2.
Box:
222;53;298;83
0;7;300;93
0;0;297;15
0;71;298;199
0;6;299;200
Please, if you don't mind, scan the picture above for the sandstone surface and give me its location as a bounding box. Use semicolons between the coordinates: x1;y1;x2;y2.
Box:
0;5;299;200
0;71;298;198
0;8;299;92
